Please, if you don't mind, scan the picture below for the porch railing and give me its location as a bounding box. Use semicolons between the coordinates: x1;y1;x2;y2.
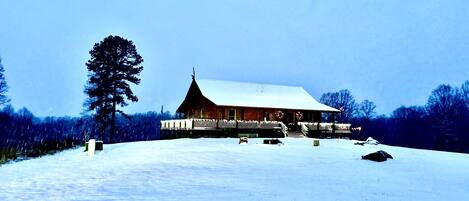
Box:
297;122;352;135
161;119;288;136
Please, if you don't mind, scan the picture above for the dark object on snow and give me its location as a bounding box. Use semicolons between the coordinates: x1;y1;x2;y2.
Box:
263;138;283;145
361;150;393;162
84;141;104;152
95;141;104;151
354;142;365;146
313;139;320;146
239;137;248;144
379;150;393;159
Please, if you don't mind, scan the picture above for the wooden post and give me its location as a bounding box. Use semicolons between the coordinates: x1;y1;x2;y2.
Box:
292;111;296;124
317;112;320;137
88;139;96;157
332;113;336;134
222;107;225;119
236;120;239;136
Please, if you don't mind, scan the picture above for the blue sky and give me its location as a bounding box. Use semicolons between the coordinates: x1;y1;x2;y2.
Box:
0;0;468;117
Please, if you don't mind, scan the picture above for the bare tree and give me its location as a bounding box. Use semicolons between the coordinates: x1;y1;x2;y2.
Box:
426;85;464;122
426;84;466;150
320;89;357;122
461;80;469;108
392;106;426;120
358;99;377;120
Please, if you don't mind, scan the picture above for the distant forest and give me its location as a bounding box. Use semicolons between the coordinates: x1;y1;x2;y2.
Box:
321;80;469;153
0;107;172;162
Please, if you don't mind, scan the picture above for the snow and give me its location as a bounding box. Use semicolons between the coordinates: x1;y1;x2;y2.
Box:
197;79;340;112
365;137;380;145
1;138;468;201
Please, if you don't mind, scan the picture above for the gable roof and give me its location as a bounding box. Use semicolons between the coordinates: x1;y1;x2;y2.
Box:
195;79;340;112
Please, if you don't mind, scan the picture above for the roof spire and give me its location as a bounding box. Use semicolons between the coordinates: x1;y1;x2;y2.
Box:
192;67;196;80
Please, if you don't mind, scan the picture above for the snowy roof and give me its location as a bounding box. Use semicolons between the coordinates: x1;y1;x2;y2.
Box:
196;79;340;112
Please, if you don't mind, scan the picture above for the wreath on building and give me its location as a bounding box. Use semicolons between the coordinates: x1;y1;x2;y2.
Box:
295;111;304;121
275;110;284;119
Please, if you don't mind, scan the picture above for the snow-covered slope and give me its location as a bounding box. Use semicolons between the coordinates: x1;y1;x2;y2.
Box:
1;139;468;201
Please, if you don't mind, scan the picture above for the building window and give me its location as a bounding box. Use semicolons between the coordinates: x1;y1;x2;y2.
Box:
200;108;204;118
228;109;236;120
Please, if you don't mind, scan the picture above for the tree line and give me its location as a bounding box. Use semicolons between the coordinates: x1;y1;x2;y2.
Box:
320;81;469;153
0;104;172;163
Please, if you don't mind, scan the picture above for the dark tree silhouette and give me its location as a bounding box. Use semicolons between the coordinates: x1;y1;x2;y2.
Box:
84;35;144;143
0;57;10;106
459;81;469;151
390;106;431;148
426;85;464;127
357;99;377;120
320;89;357;122
426;84;466;151
392;106;426;120
461;80;469;108
1;107;168;163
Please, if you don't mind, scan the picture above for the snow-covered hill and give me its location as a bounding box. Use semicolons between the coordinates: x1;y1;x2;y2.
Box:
1;138;468;201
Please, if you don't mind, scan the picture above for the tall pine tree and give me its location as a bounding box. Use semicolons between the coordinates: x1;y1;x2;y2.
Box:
0;57;10;106
84;36;143;143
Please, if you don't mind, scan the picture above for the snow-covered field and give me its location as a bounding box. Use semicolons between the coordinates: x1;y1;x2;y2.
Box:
1;138;468;201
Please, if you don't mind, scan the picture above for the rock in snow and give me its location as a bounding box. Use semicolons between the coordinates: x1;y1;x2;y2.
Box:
1;138;468;201
362;150;393;162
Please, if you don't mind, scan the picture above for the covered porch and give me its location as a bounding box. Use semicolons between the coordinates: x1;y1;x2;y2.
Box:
160;118;351;139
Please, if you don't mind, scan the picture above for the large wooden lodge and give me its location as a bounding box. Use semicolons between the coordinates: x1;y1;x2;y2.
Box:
160;76;351;138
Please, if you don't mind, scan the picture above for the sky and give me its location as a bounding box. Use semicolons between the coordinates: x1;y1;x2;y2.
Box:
0;0;468;117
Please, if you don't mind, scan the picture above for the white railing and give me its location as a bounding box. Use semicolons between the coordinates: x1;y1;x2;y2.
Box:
298;122;351;134
160;119;194;130
161;119;288;136
218;120;237;128
335;123;351;131
193;119;217;128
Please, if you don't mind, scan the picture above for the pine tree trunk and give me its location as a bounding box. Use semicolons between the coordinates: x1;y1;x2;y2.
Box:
97;118;105;141
110;92;117;144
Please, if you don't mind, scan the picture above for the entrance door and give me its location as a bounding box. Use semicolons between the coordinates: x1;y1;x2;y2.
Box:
283;111;294;125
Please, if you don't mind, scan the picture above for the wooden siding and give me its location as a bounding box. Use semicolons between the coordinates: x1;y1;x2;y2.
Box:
177;79;325;124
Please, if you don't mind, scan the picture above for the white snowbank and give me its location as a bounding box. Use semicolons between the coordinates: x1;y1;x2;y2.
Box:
1;138;468;201
365;137;380;145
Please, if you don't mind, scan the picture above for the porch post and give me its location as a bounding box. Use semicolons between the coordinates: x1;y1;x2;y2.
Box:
222;107;225;119
332;113;336;134
317;116;320;130
216;107;220;129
